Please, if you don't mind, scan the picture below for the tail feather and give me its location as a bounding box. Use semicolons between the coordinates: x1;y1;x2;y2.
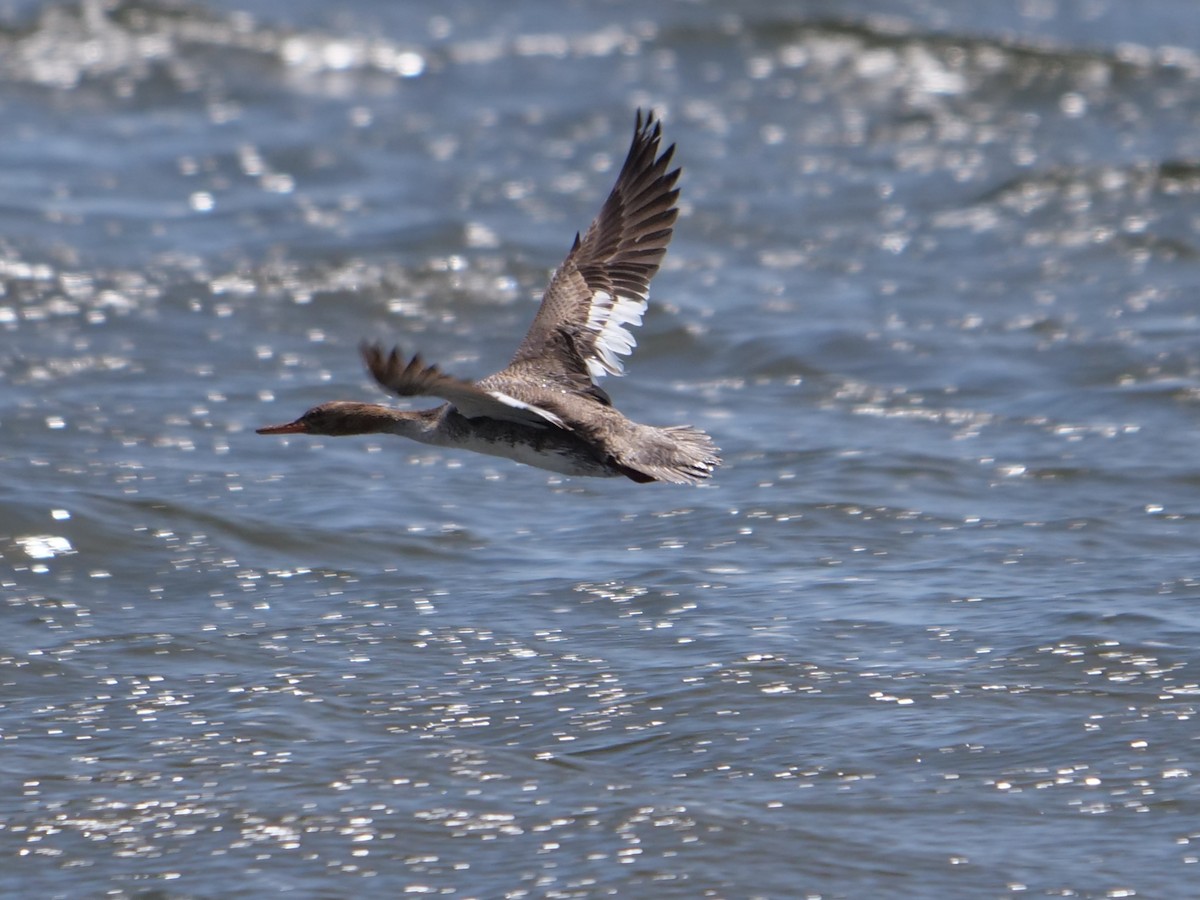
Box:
617;424;721;485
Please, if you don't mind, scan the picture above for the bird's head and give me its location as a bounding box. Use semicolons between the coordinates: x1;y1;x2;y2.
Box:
256;401;390;437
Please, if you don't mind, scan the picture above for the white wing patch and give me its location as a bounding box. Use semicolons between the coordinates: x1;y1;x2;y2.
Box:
583;288;648;379
453;390;567;429
490;392;566;428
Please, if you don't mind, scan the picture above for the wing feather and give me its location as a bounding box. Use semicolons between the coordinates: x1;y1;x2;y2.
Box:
361;343;566;429
507;110;680;383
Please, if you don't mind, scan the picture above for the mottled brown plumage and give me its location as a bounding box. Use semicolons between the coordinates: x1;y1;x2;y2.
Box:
258;111;719;485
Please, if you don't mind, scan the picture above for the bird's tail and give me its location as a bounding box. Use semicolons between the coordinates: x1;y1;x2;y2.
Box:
615;423;721;485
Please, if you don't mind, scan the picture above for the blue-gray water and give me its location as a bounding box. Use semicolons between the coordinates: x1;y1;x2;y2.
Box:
2;1;1199;897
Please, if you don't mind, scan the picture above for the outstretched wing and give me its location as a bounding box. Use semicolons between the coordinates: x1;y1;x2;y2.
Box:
508;110;680;383
361;343;566;429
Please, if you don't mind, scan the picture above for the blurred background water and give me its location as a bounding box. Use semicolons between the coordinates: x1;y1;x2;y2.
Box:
2;1;1199;897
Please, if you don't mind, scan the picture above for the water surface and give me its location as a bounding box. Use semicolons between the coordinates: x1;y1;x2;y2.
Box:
2;1;1199;897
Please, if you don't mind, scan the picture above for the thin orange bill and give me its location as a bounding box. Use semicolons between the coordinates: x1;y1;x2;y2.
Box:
256;420;307;435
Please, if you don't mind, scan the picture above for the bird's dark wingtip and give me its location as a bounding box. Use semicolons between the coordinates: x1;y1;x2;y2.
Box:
359;340;383;367
360;341;399;386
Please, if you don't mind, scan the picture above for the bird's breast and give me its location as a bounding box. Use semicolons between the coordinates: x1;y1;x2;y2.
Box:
436;411;618;477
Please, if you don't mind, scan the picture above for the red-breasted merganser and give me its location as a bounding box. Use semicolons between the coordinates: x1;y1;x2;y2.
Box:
257;111;719;484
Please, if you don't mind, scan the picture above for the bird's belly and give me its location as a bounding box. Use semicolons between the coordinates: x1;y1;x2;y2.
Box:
461;431;615;476
441;415;616;477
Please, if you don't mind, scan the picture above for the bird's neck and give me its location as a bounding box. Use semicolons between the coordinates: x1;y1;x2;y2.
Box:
339;404;442;442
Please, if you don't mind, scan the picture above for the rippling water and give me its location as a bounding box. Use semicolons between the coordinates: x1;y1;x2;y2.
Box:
3;1;1199;897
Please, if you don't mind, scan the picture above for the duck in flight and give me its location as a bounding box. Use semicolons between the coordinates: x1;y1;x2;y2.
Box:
257;111;720;484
